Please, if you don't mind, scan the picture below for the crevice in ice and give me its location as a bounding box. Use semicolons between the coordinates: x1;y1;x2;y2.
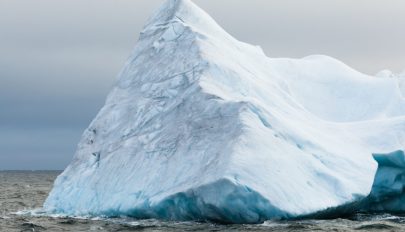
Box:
246;103;272;129
92;152;101;168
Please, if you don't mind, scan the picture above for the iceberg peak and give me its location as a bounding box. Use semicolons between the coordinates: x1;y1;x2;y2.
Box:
144;0;192;26
143;0;229;39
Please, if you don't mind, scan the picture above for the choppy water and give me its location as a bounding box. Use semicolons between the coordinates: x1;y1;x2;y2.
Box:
1;171;405;231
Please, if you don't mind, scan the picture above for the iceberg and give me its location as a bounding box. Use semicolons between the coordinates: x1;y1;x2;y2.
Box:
44;0;405;223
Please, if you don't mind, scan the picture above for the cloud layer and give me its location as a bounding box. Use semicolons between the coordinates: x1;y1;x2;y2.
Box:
1;0;404;169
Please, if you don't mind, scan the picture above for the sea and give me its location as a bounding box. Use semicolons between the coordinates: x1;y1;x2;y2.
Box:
1;171;405;232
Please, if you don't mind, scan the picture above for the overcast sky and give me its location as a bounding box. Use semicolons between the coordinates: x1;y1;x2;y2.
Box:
1;0;404;170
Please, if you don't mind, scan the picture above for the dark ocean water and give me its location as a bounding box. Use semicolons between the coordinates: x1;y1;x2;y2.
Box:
1;171;405;232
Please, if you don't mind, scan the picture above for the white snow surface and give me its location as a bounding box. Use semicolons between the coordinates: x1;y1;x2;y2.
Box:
44;0;405;223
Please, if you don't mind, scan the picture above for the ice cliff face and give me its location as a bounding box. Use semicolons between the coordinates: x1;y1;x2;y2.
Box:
366;151;405;212
44;0;405;223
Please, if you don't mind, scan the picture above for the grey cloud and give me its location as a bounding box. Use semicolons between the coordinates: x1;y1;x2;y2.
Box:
0;0;404;169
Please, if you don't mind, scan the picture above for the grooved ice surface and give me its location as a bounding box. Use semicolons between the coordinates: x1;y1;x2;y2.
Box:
44;0;405;223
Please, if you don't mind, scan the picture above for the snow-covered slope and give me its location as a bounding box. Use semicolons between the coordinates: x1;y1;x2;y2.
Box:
376;69;405;98
44;0;405;223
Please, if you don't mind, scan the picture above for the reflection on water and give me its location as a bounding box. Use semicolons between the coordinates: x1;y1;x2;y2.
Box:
1;171;405;231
